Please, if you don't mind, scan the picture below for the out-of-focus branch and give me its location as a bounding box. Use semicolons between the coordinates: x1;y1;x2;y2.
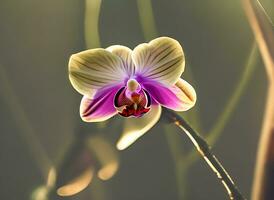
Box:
136;2;203;199
242;1;274;200
137;0;158;41
0;64;52;180
242;0;274;80
85;0;102;48
184;42;258;166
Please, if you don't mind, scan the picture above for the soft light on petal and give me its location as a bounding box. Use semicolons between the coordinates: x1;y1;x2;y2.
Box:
133;37;185;85
31;186;50;200
107;45;136;76
97;161;119;181
143;78;196;111
87;136;119;181
174;78;197;110
116;105;162;150
55;141;95;197
57;168;94;196
80;85;121;122
69;48;126;97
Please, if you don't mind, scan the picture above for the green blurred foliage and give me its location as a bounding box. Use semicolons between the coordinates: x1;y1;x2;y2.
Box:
0;0;273;200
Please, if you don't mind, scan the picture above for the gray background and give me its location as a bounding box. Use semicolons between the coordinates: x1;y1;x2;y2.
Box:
0;0;273;199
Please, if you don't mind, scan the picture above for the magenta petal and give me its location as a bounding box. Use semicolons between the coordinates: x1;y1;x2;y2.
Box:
80;85;122;122
142;80;193;111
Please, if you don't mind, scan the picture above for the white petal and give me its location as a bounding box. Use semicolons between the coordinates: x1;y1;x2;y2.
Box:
107;45;136;76
69;48;126;97
174;78;197;111
132;37;185;85
116;105;162;150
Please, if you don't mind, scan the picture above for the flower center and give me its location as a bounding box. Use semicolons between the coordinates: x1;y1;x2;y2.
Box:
114;79;151;117
127;79;140;92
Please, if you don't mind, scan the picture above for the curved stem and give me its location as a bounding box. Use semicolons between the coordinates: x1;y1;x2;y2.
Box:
163;108;246;200
242;0;274;80
137;0;158;41
242;1;274;199
0;64;52;180
85;0;102;48
184;42;258;165
164;125;187;200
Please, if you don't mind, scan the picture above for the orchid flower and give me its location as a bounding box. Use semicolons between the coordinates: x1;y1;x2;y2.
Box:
68;37;196;150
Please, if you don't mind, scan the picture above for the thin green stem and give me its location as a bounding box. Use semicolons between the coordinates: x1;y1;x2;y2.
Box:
85;0;102;49
137;0;158;41
176;162;188;200
136;1;256;198
137;2;202;199
184;42;259;165
0;64;52;180
164;125;187;200
137;0;202;131
164;108;246;200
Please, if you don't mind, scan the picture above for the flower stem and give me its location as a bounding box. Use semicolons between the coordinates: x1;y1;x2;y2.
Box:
184;42;258;166
163;108;246;200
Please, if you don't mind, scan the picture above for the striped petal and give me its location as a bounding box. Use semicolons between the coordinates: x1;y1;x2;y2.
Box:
69;49;126;98
143;78;196;111
107;45;136;77
132;37;185;85
116;105;161;150
80;85;122;122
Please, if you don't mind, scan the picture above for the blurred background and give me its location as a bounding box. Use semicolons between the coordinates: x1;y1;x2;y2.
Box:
0;0;273;199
